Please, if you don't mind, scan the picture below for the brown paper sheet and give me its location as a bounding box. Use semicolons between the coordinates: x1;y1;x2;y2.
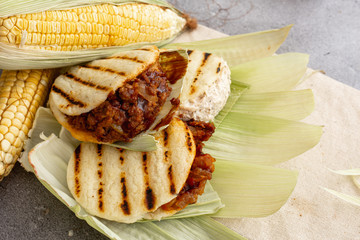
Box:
175;25;360;239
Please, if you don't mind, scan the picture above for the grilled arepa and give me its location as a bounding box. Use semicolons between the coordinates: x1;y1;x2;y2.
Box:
177;50;231;122
67;118;197;223
49;45;176;143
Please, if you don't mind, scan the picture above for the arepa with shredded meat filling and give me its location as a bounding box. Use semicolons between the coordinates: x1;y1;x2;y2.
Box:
67;118;201;223
49;45;188;143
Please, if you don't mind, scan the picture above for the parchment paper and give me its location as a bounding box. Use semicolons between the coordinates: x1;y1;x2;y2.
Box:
175;25;360;240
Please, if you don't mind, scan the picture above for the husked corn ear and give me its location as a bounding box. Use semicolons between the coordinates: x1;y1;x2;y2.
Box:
0;69;55;180
0;3;186;51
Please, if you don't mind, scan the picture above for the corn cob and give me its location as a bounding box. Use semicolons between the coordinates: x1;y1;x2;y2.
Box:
0;3;186;51
0;69;55;180
0;2;187;180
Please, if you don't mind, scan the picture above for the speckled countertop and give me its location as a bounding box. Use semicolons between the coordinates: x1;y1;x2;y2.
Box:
169;0;360;90
1;1;359;240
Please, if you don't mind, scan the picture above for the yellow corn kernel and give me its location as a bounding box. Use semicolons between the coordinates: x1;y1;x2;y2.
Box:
0;69;56;180
0;3;186;50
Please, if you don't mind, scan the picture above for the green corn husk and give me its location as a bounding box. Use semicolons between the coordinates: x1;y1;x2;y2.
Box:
96;216;247;239
323;188;360;207
214;83;249;127
324;168;360;207
205;112;322;165
211;160;298;217
166;25;292;67
231;53;309;93
230;89;314;121
329;168;360;176
20;107;62;171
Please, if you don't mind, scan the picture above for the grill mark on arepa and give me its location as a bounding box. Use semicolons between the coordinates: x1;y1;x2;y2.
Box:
163;129;169;147
186;131;193;152
168;165;176;194
64;73;110;91
80;65;127;76
203;52;212;62
190;52;213;95
142;153;155;210
164;150;169;162
97;144;103;178
97;144;103;157
216;62;222;73
107;55;145;64
97;144;104;212
187;50;193;56
120;172;130;215
74;145;82;197
98;186;104;212
51;85;87;107
119;149;125;165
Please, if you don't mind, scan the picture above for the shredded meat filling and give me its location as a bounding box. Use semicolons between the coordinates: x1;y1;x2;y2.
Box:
161;120;216;211
67;63;171;143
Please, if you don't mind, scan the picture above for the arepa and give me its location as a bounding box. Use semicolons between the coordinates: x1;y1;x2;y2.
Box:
67;118;196;223
49;45;188;143
177;50;231;122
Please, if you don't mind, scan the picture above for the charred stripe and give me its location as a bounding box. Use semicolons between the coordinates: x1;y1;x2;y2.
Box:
186;131;193;152
164;150;169;162
142;152;148;174
119;148;125;165
74;145;81;197
203;52;212;63
121;201;130;215
216;62;222;73
121;174;127;198
64;73;110;91
97;145;103;178
74;145;81;174
142;153;156;210
98;186;104;212
81;65;127;76
145;187;155;210
97;144;103;158
97;144;104;212
97;170;102;179
120;172;130;215
51;85;86;107
190;52;212;95
107;55;145;64
168;165;176;194
187;49;194;56
195;52;212;78
163;129;169;146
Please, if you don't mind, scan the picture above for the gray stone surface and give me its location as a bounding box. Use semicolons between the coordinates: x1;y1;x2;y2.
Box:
169;0;360;90
1;1;359;240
